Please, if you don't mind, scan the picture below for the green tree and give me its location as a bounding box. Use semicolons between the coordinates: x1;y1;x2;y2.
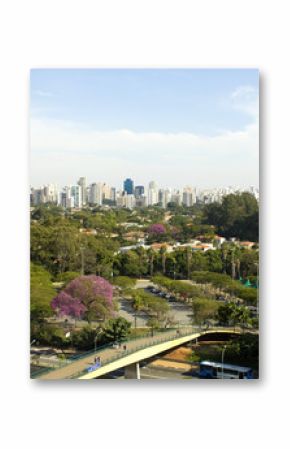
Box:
205;250;223;273
102;317;131;342
147;317;160;336
217;302;251;328
71;326;98;350
147;248;155;277
203;193;259;241
30;263;55;339
159;246;167;275
113;276;136;289
191;298;219;327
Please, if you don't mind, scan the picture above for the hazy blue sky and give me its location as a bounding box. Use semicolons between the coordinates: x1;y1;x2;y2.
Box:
30;68;259;189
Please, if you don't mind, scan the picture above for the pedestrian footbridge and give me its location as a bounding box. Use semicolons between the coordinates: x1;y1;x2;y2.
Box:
33;327;252;380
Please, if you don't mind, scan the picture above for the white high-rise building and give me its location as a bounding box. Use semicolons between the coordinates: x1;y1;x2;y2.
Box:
148;181;158;206
71;185;82;208
115;192;135;209
182;186;195;207
43;184;58;203
102;183;111;200
124;193;136;209
60;186;75;209
159;188;171;208
77;177;87;205
171;191;182;205
89;183;103;206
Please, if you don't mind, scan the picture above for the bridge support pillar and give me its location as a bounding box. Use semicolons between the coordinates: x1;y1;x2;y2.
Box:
124;362;141;379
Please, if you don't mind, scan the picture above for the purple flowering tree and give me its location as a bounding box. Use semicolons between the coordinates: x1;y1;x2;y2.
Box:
147;224;166;235
147;223;167;243
51;291;86;319
51;275;114;323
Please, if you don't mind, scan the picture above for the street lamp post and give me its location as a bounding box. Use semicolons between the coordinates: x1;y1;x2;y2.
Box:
221;345;227;379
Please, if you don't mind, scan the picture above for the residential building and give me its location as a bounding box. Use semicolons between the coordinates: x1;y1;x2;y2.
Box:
89;183;103;205
71;185;82;208
135;185;145;197
77;177;87;205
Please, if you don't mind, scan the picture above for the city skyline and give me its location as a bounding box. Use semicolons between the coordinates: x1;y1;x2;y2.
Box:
31;177;259;192
30;69;259;188
31;176;259;210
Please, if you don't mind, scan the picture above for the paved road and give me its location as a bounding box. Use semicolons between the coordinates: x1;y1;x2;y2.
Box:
118;298;148;327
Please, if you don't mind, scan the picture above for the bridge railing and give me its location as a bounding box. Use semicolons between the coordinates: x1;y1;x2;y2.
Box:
31;327;180;378
68;327;209;379
32;325;248;379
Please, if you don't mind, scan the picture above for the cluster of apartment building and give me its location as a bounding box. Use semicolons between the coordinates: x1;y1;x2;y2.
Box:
30;177;259;209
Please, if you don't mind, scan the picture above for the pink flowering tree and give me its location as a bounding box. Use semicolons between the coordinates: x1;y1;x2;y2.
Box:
147;223;167;242
148;224;166;235
51;275;114;323
51;291;86;319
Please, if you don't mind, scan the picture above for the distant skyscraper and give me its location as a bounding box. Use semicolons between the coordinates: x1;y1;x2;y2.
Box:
71;185;82;208
148;181;157;190
31;188;44;205
124;178;134;195
89;183;103;206
102;183;111;200
124;193;136;209
77;177;87;205
135;185;145;197
171;191;182;205
182;186;195;207
61;186;75;208
110;187;116;203
148;181;158;205
159;188;171;208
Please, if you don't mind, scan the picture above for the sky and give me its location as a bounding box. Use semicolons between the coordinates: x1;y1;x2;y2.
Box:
30;68;259;190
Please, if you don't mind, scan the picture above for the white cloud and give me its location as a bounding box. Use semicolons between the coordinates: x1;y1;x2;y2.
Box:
30;117;259;188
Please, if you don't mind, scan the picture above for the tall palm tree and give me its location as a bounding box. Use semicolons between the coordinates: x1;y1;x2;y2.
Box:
136;246;146;278
221;243;228;274
147;248;155;277
160;246;167;275
231;250;236;279
186;246;192;279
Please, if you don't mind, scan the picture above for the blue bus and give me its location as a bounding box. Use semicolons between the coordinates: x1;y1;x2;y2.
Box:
199;360;253;379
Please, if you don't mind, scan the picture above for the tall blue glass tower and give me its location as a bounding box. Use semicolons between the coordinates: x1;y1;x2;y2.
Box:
123;178;134;194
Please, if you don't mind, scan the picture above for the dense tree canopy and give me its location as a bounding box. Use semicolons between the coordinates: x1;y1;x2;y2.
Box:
203;193;259;241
